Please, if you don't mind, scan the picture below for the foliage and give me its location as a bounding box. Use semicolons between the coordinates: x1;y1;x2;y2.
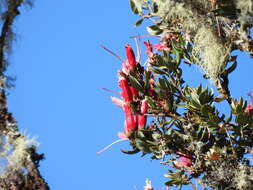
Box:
106;0;253;189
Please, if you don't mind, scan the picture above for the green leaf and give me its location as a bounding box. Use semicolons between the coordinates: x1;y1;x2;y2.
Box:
121;147;140;154
165;179;177;186
152;2;158;13
146;25;163;36
148;66;167;75
134;18;144;26
158;78;168;89
128;75;144;92
227;61;237;74
225;111;233;123
129;0;142;15
135;138;151;152
146;96;156;108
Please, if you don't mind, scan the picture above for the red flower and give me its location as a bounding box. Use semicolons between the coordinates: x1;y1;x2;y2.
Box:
138;100;148;129
119;78;133;102
130;86;139;98
125;44;137;69
123;104;138;136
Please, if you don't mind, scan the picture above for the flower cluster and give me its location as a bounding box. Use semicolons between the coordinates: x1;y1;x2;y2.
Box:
111;44;148;139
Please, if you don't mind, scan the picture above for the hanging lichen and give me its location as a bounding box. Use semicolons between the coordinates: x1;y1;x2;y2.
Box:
192;27;229;81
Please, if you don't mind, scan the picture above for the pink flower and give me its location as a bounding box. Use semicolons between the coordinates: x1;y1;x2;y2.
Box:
174;157;192;168
154;43;170;51
125;44;137;70
138;100;148;129
174;152;193;168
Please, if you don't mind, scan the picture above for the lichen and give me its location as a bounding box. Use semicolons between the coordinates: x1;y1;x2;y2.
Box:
192;27;229;81
235;0;253;26
0;130;39;176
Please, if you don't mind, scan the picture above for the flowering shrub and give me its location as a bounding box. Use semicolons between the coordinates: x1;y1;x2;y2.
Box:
104;0;253;189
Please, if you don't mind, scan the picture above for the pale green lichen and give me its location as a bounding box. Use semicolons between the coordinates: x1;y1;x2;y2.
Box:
192;27;229;81
0;130;39;175
235;0;253;26
233;164;253;190
154;0;193;18
7;135;39;171
153;0;197;32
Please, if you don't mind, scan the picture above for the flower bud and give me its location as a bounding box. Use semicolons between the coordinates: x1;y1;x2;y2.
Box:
125;44;137;69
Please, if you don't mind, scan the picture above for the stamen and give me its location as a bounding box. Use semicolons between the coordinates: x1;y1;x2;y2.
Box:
100;45;125;63
102;88;120;95
96;138;127;155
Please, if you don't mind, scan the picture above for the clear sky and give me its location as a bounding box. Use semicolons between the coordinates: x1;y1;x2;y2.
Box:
5;1;253;190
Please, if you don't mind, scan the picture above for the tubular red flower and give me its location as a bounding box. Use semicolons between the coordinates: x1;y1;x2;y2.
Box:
138;115;146;129
130;86;139;98
138;100;148;129
125;44;137;69
119;78;133;102
123;104;138;135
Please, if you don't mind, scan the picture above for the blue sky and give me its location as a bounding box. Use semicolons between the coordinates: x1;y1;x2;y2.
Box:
5;1;253;190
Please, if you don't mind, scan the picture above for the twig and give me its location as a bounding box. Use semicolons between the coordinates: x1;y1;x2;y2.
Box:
216;17;221;37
